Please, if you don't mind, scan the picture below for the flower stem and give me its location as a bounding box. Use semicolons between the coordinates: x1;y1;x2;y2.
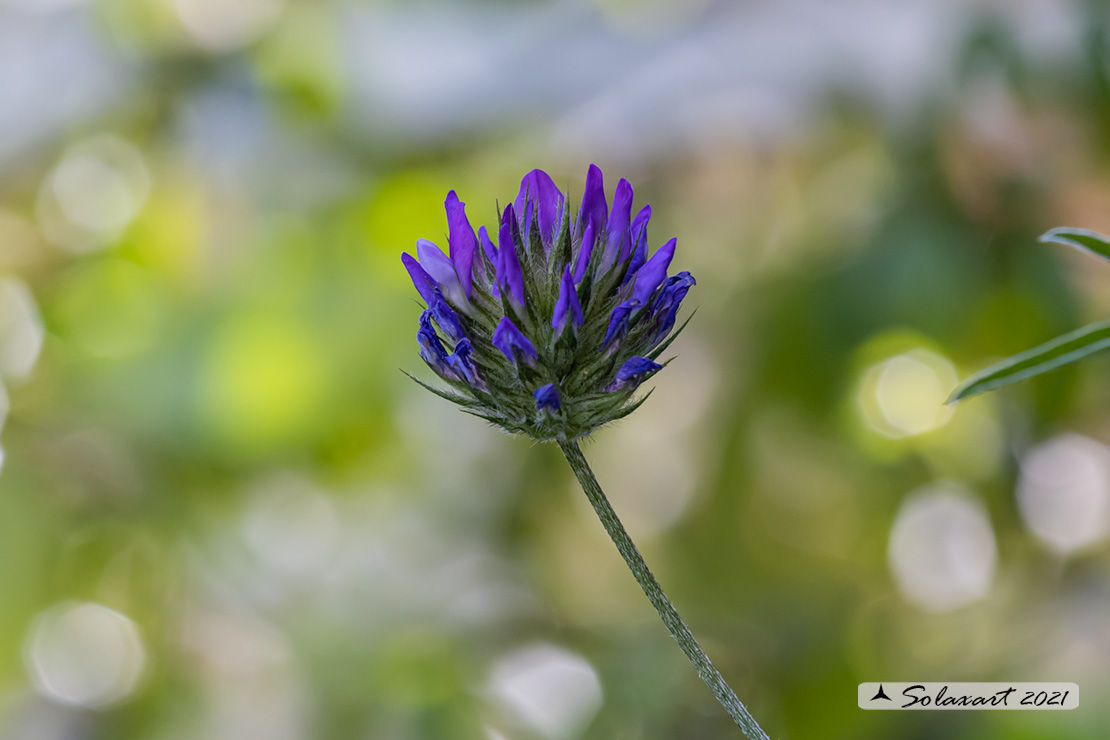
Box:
558;439;770;740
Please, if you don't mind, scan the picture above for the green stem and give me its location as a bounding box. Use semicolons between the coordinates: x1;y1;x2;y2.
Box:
558;439;770;740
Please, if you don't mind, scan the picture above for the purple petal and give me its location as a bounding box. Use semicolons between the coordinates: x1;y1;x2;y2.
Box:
448;338;486;390
416;238;467;307
445;190;477;298
476;225;499;292
572;219;596;283
630;203;651;247
428;297;464;343
402;252;437;305
651;271;696;313
650;271;696;345
600;178;633;273
534;383;561;412
496;205;526;306
418;313;458;380
552;265;584;335
416;238;456;285
492;316;537;365
478;225;498;263
623;204;651;282
514;169;565;249
602;298;641;349
604;356;662;392
631;237;676;304
578;164;607;235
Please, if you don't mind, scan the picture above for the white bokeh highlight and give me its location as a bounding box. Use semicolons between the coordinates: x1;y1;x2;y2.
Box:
0;277;45;381
37;134;149;253
858;349;956;438
1017;434;1110;555
888;483;997;613
24;602;146;708
489;644;602;740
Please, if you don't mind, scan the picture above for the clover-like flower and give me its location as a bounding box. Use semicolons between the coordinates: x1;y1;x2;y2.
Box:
401;165;694;441
399;166;768;739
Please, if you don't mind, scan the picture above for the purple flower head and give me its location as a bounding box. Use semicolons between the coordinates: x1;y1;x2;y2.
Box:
552;266;584;336
534;383;561;412
403;166;695;441
445;191;477;297
514;170;565;250
492;316;538;365
496;205;526;307
605;356;663;392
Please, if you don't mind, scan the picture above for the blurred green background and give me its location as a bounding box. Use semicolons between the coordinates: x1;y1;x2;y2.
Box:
2;0;1110;738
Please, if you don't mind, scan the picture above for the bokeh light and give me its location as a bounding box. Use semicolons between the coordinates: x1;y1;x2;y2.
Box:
37;134;149;253
858;348;957;439
0;277;44;380
488;644;603;740
1017;434;1110;555
24;602;146;709
887;483;998;613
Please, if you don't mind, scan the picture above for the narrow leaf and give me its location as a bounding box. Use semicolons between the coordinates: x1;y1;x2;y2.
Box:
949;319;1110;403
460;408;509;426
401;370;481;407
1040;227;1110;264
608;389;655;422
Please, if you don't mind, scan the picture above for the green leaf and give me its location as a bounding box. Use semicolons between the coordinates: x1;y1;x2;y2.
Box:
401;370;481;407
1040;227;1110;263
607;388;654;423
948;319;1110;403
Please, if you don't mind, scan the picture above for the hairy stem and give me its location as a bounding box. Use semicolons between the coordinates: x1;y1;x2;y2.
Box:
558;439;770;739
